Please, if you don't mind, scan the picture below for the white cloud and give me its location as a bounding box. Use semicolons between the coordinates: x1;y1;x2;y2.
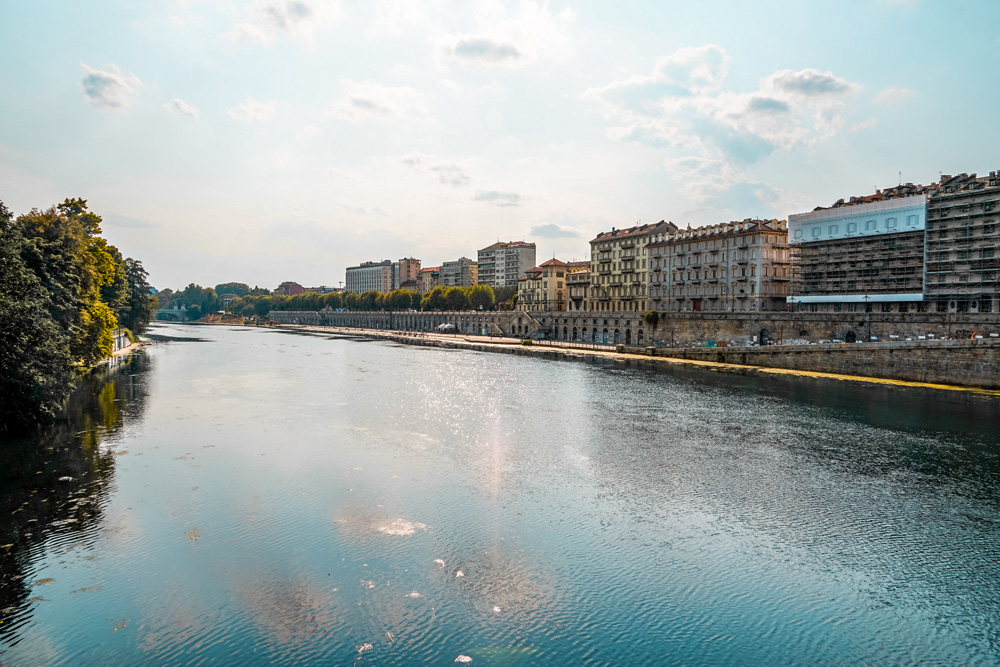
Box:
586;45;862;202
874;86;918;104
474;190;520;206
849;117;879;133
223;0;339;46
442;1;576;67
79;64;141;110
328;79;430;123
530;222;579;238
430;164;470;187
226;94;278;124
163;98;199;117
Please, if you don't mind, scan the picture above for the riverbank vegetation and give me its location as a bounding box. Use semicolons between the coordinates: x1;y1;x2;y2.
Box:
157;283;512;321
0;198;155;434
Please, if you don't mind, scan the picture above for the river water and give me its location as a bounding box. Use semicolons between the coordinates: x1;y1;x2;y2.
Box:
2;323;1000;666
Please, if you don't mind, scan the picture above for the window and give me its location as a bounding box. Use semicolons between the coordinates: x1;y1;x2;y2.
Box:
811;227;820;239
865;220;876;231
847;222;857;233
829;225;839;235
907;215;918;227
886;217;897;229
794;229;803;240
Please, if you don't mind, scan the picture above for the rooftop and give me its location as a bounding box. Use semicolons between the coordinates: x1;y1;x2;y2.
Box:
591;220;679;244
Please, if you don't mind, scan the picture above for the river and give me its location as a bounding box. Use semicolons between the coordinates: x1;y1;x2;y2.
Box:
2;322;1000;666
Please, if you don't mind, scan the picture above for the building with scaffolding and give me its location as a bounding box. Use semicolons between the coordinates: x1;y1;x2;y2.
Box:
924;172;1000;314
787;186;930;314
649;219;791;313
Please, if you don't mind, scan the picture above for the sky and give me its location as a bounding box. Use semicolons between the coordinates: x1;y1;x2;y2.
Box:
2;0;999;290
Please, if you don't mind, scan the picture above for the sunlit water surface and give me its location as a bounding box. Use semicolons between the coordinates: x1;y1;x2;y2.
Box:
2;323;1000;666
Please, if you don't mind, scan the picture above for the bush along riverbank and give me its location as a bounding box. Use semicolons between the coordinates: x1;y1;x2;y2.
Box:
0;198;157;435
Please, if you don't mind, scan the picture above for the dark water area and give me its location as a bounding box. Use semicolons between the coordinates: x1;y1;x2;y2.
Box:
2;323;1000;666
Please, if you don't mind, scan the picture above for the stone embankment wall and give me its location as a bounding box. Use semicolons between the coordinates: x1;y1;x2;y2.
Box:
268;309;1000;389
637;339;1000;389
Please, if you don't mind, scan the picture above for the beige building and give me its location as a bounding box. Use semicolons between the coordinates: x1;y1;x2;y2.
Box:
418;266;440;294
590;221;678;312
517;258;567;312
394;257;422;291
441;257;478;287
565;261;591;311
649;219;790;313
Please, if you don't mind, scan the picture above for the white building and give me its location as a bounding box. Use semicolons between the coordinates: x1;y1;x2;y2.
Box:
477;241;536;289
345;260;393;294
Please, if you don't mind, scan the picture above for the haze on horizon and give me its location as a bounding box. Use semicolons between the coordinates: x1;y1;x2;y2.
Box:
2;0;998;291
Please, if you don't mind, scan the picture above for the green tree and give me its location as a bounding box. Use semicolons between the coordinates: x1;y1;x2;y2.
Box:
323;292;343;310
215;282;250;298
494;285;517;304
0;201;75;433
120;258;155;333
344;292;359;310
445;286;469;311
386;289;412;310
360;291;379;310
467;284;495;311
410;291;422;310
425;286;448;311
643;310;659;327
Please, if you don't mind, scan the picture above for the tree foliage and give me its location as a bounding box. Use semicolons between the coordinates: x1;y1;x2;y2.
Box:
467;284;495;311
0;198;152;433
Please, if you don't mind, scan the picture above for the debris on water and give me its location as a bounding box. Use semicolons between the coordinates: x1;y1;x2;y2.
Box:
455;571;464;578
175;456;192;461
33;578;54;587
51;518;78;526
186;528;203;541
377;519;427;536
434;559;445;568
0;544;12;550
493;605;502;614
112;619;128;632
70;586;103;594
351;467;364;471
386;631;395;645
58;476;73;482
455;655;472;663
405;591;422;598
361;580;375;589
115;451;128;456
26;596;46;603
357;643;373;653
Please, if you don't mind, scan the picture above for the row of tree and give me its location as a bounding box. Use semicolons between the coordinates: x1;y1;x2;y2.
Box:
156;283;520;321
1;198;157;433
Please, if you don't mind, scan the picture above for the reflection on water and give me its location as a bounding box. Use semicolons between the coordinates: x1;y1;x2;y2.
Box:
0;353;150;643
2;323;1000;666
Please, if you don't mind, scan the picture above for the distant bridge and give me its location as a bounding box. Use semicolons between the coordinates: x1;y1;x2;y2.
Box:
155;307;187;321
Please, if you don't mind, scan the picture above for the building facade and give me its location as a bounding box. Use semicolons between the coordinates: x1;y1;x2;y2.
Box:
477;241;537;289
565;261;591;311
441;257;478;287
418;267;440;294
275;281;305;296
590;221;678;312
517;258;567;312
925;172;1000;314
345;260;394;294
649;219;791;313
787;190;928;313
394;257;422;291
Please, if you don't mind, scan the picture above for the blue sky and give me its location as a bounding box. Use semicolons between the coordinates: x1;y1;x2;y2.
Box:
2;0;998;290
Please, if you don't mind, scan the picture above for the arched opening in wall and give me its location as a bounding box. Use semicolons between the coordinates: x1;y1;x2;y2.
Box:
625;329;632;345
614;329;621;344
563;326;568;340
573;327;578;341
638;329;644;345
845;331;857;343
798;329;809;337
602;328;609;344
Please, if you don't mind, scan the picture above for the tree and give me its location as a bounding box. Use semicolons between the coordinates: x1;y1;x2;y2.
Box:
643;310;659;327
410;291;422;310
386;289;412;310
323;292;343;310
425;286;448;311
120;258;154;333
0;201;74;433
494;285;517;304
467;284;495;310
215;282;250;298
445;286;469;311
344;292;359;310
360;291;379;310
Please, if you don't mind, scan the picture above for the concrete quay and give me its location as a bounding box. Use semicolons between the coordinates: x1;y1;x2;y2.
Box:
272;323;1000;395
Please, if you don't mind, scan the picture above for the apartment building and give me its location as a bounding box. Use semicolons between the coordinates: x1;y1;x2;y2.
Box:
924;172;1000;314
517;258;567;312
274;281;305;296
649;219;791;313
477;241;536;289
345;260;394;294
565;261;591;311
590;221;678;312
787;185;929;313
418;267;440;294
440;257;478;287
394;257;422;291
